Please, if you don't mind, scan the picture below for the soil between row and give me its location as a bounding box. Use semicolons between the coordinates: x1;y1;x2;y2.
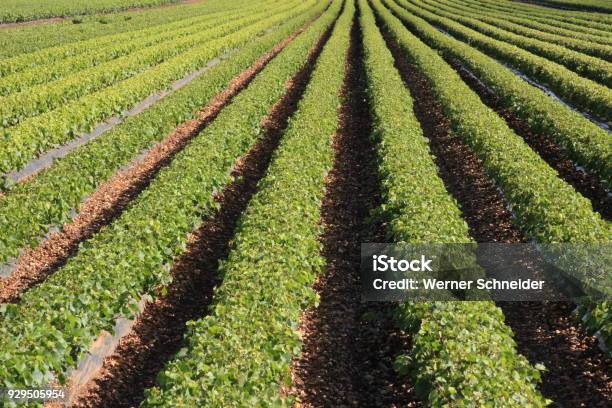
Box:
290;13;419;407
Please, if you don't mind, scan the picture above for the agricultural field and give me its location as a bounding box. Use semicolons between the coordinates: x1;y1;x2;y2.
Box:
525;0;612;13
0;0;609;407
0;0;186;24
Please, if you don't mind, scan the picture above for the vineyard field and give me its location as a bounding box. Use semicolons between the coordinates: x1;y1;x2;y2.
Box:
0;0;609;407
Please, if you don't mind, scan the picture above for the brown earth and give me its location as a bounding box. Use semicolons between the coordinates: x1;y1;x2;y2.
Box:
289;12;420;408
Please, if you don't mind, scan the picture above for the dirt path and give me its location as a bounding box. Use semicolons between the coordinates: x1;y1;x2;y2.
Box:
381;24;611;406
289;14;420;408
68;18;334;408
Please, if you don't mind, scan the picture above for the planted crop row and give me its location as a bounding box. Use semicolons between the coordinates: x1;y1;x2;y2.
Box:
0;0;325;266
442;0;612;49
0;0;181;24
410;0;612;86
477;19;612;57
382;0;610;251
0;0;316;179
384;0;611;190
467;0;612;32
360;0;547;405
425;0;612;58
0;0;298;128
393;0;612;120
0;0;250;76
0;0;274;96
526;0;612;13
0;0;340;392
379;0;611;339
142;2;352;406
0;0;251;59
500;0;612;23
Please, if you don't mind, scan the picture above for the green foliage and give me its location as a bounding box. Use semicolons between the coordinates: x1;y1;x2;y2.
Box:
436;0;612;60
0;0;311;178
392;0;612;120
578;300;612;350
0;0;608;405
382;0;611;243
383;0;612;191
461;0;612;32
142;2;352;405
0;0;272;96
0;0;182;23
0;0;333;394
360;0;548;405
378;0;612;345
0;0;321;266
0;0;254;59
412;0;612;86
525;0;612;13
